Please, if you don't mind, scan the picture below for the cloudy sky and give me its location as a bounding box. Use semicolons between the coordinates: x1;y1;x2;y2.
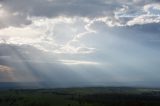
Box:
0;0;160;88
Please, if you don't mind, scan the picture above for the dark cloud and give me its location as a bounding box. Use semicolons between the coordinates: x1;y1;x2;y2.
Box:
2;0;115;17
0;0;159;28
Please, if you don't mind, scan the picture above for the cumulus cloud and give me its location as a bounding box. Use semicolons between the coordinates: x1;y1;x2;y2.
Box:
0;17;97;54
0;0;159;28
0;0;159;58
115;3;160;25
0;0;160;86
126;3;160;26
127;15;160;26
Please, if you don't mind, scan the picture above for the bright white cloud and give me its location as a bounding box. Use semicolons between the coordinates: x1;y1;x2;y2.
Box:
59;60;100;65
144;3;160;14
127;15;160;26
0;17;96;54
126;3;160;26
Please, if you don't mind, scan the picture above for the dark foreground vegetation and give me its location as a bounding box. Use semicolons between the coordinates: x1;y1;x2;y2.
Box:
0;87;160;106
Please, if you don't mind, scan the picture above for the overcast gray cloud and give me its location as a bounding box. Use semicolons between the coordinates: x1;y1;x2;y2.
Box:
0;0;159;28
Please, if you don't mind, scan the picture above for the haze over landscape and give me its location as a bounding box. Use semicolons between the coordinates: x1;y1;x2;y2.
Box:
0;0;160;88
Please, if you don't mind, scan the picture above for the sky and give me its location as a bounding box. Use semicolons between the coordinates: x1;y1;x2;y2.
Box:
0;0;160;88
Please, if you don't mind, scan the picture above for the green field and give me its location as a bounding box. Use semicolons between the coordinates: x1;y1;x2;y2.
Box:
0;87;160;106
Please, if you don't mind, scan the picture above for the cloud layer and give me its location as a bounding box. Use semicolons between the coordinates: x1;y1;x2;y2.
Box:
0;0;159;28
0;0;160;87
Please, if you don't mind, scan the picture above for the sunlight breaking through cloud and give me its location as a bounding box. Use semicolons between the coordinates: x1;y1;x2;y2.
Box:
0;0;160;87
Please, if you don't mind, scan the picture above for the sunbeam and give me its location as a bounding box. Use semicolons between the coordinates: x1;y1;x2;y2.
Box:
0;0;160;88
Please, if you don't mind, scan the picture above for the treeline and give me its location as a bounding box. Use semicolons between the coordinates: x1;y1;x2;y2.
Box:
0;89;160;106
75;93;160;106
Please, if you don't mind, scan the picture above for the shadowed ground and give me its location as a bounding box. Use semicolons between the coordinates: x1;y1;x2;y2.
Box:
0;87;160;106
